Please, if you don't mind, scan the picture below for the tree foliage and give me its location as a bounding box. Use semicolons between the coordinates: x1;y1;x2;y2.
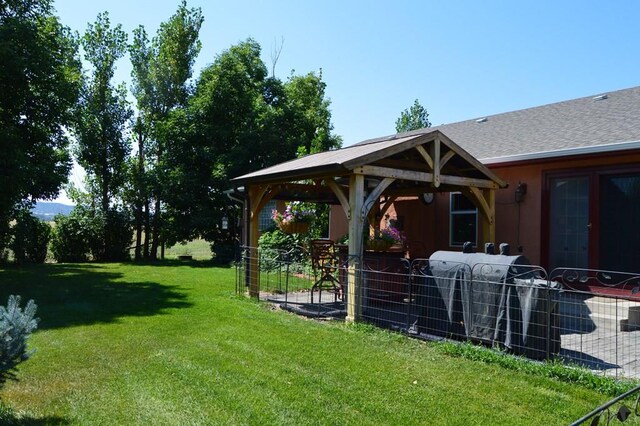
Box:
10;210;51;264
0;0;82;251
395;99;431;133
71;12;133;261
161;39;341;251
50;205;131;262
50;206;94;262
74;12;132;213
129;0;204;259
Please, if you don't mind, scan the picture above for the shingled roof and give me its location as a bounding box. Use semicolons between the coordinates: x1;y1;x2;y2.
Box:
231;130;507;189
358;85;640;164
233;86;640;185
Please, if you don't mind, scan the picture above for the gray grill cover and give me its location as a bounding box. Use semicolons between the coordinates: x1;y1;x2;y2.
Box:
425;251;559;358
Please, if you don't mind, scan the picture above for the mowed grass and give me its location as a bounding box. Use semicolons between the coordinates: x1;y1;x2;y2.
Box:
0;262;611;425
164;239;213;260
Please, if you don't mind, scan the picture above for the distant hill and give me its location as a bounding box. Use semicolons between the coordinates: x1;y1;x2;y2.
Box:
32;202;74;221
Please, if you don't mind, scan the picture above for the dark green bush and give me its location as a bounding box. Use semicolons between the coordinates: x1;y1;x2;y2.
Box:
99;209;132;262
10;210;51;264
51;207;132;263
50;207;93;262
258;227;308;266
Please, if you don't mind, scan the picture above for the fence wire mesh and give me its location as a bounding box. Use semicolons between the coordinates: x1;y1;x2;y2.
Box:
235;247;640;379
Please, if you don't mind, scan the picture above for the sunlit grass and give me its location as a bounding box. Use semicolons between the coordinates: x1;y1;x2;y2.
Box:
0;262;612;424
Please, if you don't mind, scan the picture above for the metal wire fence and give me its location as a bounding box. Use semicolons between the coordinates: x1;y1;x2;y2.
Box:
235;246;640;379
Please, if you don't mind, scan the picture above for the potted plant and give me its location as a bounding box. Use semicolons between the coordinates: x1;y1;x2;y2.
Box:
272;202;314;234
366;227;405;251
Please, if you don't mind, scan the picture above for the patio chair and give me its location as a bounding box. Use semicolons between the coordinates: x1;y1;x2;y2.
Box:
310;239;342;304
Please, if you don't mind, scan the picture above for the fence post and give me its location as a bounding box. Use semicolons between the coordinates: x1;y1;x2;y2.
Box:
546;285;551;360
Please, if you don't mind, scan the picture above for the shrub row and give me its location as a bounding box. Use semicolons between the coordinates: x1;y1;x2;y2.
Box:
2;207;132;264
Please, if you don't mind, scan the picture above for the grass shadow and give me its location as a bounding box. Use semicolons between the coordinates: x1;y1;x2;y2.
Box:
0;414;69;425
131;259;235;269
0;264;192;330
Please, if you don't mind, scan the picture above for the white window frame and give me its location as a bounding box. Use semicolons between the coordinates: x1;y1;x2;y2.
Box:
449;192;478;247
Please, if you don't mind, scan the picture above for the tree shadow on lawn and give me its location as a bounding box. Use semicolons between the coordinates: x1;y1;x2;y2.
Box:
1;413;69;425
135;259;235;269
0;264;192;330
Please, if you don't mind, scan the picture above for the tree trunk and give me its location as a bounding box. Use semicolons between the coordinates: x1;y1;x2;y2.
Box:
101;147;110;261
135;205;142;261
150;198;160;260
143;201;150;259
150;143;163;260
135;127;145;261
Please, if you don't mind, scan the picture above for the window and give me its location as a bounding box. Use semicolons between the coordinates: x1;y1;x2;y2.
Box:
450;192;477;246
259;200;277;231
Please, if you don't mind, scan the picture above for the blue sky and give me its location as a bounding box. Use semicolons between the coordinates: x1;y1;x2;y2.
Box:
52;0;640;201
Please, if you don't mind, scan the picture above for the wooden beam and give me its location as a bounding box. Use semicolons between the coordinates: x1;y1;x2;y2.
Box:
439;174;499;190
379;196;397;218
342;132;437;169
355;165;498;189
362;177;394;219
355;165;433;182
246;184;284;298
437;132;508;188
431;137;441;187
247;186;263;297
250;185;271;219
347;174;365;322
324;178;350;219
440;150;456;169
467;187;491;221
465;187;496;247
414;145;434;169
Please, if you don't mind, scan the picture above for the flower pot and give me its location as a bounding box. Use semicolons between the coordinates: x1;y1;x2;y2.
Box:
366;239;393;251
279;221;310;234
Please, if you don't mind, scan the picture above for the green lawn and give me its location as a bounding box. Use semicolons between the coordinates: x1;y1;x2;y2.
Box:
163;239;213;260
0;262;612;425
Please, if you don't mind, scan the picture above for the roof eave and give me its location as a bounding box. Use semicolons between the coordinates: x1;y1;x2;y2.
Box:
481;140;640;166
230;164;349;186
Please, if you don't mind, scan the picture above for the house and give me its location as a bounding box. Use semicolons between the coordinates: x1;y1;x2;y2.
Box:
233;85;640;305
328;86;640;273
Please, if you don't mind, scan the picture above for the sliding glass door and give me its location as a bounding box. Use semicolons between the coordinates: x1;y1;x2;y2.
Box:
599;173;640;273
547;170;640;273
548;176;590;271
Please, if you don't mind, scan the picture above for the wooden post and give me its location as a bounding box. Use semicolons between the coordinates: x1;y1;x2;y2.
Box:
482;188;496;246
346;173;364;322
463;187;496;249
247;186;261;298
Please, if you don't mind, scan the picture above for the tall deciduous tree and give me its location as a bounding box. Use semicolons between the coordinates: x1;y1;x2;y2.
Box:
285;71;342;157
75;12;132;214
395;99;431;133
73;12;132;261
165;39;341;252
0;0;81;250
129;0;203;260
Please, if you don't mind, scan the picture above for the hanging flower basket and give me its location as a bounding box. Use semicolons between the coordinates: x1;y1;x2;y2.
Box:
366;239;393;251
279;221;311;234
366;227;405;251
272;202;314;234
